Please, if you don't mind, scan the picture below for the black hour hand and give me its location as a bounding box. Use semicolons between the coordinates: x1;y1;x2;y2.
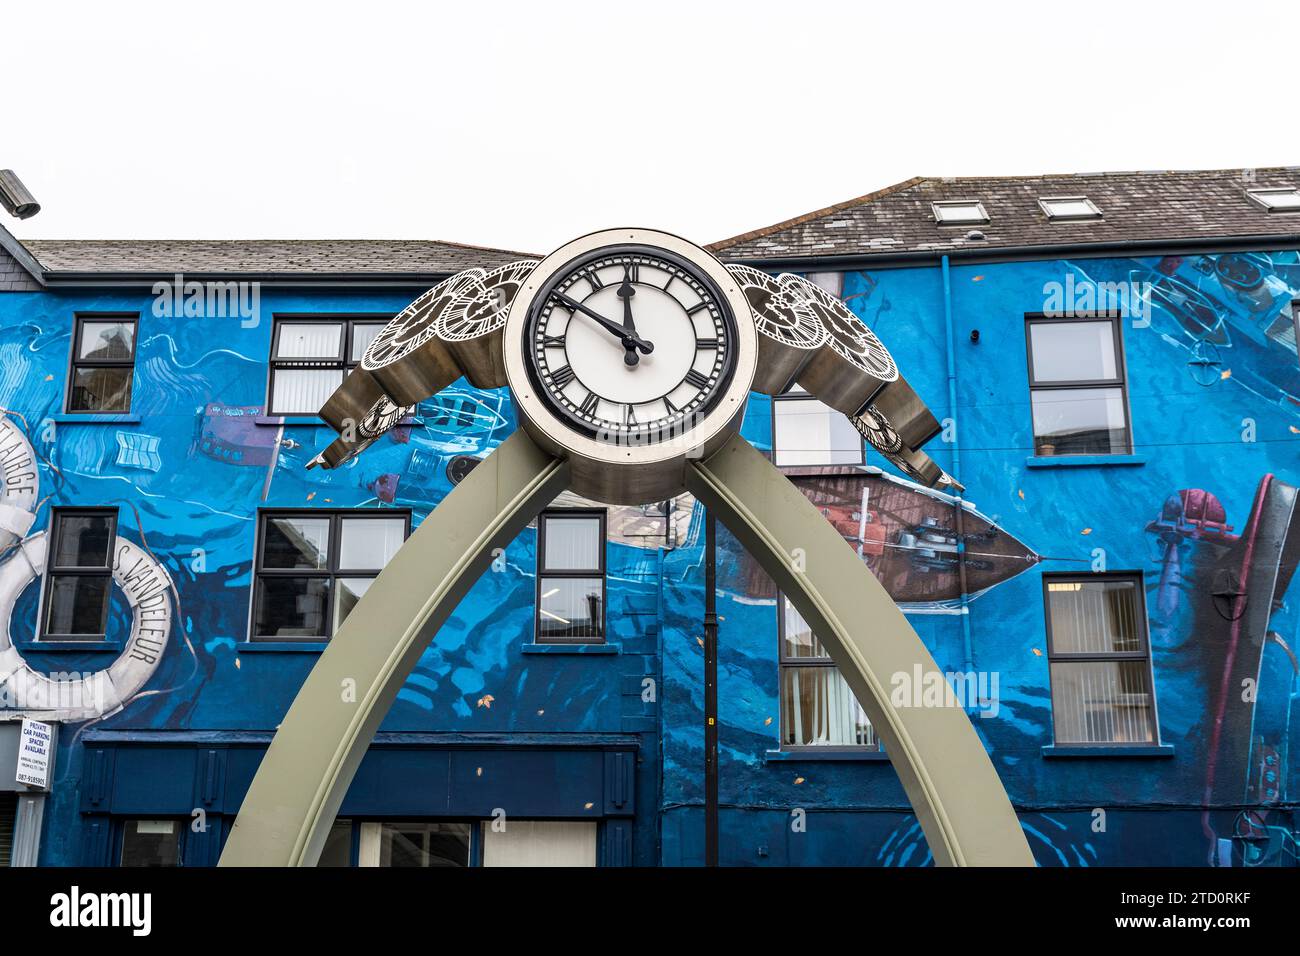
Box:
552;291;654;355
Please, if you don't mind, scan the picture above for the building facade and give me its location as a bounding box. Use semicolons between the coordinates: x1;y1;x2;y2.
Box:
0;168;1297;867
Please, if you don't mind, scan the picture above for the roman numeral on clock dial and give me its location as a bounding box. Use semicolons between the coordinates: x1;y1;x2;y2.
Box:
551;365;576;388
684;369;711;390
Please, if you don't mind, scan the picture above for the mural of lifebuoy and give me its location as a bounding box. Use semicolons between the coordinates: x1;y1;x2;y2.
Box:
0;413;174;721
0;531;175;721
0;415;39;551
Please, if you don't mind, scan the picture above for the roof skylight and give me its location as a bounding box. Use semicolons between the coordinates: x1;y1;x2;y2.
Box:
1039;196;1102;221
931;200;989;225
1247;187;1300;212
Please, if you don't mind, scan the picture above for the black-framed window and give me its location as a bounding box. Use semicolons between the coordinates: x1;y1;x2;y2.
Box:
118;818;183;867
536;509;605;644
41;508;117;641
1043;573;1159;746
67;314;137;413
267;316;388;416
252;510;409;641
1025;314;1132;456
771;386;865;468
778;595;877;750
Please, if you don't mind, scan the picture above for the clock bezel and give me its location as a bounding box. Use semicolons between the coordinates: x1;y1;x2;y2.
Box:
504;228;757;504
521;243;740;441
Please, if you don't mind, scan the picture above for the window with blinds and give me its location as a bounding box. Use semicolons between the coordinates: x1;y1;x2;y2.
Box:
535;510;606;644
1044;574;1158;746
0;792;17;867
778;596;878;750
268;317;387;416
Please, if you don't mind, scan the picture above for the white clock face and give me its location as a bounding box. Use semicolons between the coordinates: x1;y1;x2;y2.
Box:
523;246;738;439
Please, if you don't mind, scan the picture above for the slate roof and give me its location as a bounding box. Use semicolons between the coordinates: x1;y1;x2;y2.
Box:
10;167;1300;283
710;167;1300;262
0;223;44;290
21;238;534;278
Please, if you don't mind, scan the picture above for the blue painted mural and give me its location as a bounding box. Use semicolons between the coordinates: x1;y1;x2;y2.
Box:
0;245;1296;866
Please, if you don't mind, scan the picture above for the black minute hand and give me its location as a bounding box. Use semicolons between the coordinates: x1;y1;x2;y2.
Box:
552;291;654;354
617;264;640;366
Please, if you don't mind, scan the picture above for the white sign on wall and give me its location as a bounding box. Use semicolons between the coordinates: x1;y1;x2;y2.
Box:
15;718;53;789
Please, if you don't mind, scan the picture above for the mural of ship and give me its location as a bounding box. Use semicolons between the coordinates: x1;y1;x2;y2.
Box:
724;465;1041;612
195;403;281;467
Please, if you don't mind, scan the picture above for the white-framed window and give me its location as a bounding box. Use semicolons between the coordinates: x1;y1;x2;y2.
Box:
778;596;877;750
1025;315;1132;457
771;386;864;467
251;510;409;641
1039;196;1102;221
931;200;989;225
1246;187;1300;212
267;316;387;416
536;509;606;643
1043;574;1159;746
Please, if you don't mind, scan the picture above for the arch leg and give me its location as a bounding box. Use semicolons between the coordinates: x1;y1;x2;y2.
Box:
220;430;568;866
687;434;1033;866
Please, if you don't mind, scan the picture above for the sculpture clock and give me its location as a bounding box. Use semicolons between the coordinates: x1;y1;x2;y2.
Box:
221;228;1031;868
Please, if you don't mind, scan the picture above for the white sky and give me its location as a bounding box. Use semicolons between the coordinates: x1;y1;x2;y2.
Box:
4;0;1296;254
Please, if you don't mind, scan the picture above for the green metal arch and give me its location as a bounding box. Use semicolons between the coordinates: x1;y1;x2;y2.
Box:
687;435;1033;866
220;429;1032;866
220;430;569;866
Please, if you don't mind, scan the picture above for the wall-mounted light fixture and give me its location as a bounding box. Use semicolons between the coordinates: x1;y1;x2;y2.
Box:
0;170;41;219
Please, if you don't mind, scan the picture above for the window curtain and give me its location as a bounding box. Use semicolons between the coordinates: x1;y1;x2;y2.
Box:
271;369;342;416
275;324;341;358
543;517;601;570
